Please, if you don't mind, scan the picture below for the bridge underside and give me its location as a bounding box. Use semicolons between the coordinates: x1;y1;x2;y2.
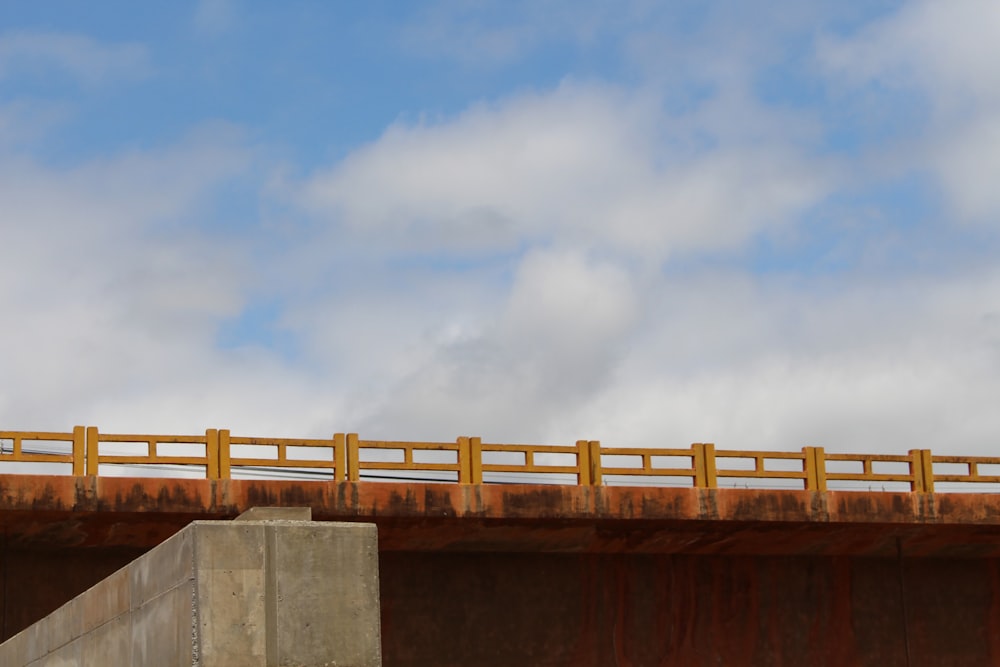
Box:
2;475;1000;665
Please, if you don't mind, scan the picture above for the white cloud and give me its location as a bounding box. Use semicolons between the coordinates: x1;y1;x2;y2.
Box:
4;1;1000;469
0;129;285;433
819;0;1000;222
819;0;1000;108
194;0;237;35
400;0;634;66
302;82;830;260
545;269;1000;454
0;31;150;85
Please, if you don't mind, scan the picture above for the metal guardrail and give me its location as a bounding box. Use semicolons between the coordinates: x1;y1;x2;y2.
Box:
0;426;994;492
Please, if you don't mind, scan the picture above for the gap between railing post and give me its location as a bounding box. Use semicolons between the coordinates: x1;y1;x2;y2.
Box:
909;449;934;493
804;446;827;491
693;443;717;488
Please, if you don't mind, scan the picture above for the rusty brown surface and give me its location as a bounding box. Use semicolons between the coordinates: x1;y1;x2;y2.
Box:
379;552;1000;667
2;474;1000;555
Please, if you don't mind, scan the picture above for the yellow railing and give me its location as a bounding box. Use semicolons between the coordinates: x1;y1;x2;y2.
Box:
0;426;997;493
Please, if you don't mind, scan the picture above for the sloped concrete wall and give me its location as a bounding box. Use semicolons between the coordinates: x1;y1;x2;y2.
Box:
0;519;381;666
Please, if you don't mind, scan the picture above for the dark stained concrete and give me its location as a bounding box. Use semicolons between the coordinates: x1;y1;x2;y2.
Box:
380;553;1000;666
2;474;1000;665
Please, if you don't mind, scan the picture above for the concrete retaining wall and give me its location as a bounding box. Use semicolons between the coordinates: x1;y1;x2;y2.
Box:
0;518;381;666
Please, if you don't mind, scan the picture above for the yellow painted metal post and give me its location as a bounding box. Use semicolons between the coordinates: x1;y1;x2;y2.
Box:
804;447;817;490
693;443;717;488
921;449;935;493
72;426;85;476
909;448;934;493
458;437;471;484
347;433;360;482
333;433;346;481
589;440;603;486
909;449;929;492
804;446;827;491
576;440;591;486
86;426;99;476
814;446;827;491
469;437;483;484
218;429;231;479
922;449;935;493
205;429;219;479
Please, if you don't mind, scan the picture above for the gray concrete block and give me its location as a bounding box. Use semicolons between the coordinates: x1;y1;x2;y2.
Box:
235;506;312;522
194;522;267;666
1;629;30;665
129;524;194;608
269;522;382;666
24;617;48;662
0;518;383;667
82;613;130;666
130;580;195;667
45;597;82;653
37;636;80;667
81;566;129;633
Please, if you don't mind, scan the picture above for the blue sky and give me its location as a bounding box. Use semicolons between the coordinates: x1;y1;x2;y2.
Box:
2;0;1000;454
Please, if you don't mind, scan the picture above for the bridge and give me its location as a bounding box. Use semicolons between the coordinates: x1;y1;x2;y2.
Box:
1;426;999;665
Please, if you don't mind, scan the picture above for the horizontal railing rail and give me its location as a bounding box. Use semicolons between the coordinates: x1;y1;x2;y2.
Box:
0;427;85;475
0;426;995;493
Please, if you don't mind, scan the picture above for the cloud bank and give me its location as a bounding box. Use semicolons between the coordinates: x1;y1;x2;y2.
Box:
2;1;999;459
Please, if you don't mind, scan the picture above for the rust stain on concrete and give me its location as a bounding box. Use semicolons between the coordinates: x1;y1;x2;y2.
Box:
0;474;999;556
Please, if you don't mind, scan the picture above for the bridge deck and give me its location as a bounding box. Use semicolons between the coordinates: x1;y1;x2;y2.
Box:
2;474;1000;556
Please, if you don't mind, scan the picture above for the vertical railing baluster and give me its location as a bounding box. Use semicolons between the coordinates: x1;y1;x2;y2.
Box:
218;429;231;479
470;437;483;484
72;426;85;476
346;433;360;482
694;443;717;488
206;429;219;479
576;440;591;486
86;426;99;476
588;441;603;486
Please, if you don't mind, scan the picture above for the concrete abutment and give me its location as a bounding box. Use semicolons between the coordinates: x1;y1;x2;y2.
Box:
0;515;381;666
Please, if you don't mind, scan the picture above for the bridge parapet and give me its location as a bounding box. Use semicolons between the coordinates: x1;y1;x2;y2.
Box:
3;426;1000;493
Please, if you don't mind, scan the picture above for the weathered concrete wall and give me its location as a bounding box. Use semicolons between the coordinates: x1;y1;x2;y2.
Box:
380;552;1000;667
0;519;381;666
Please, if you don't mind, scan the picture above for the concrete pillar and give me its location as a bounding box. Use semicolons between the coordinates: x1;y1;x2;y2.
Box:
0;515;381;666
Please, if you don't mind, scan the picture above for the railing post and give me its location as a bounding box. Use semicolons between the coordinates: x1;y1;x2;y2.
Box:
922;449;935;493
333;433;346;481
205;429;219;479
804;446;827;491
85;426;99;476
693;443;717;488
589;440;603;486
576;440;591;486
909;448;934;493
469;437;483;484
218;429;231;479
459;437;472;484
72;426;85;476
346;433;360;482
